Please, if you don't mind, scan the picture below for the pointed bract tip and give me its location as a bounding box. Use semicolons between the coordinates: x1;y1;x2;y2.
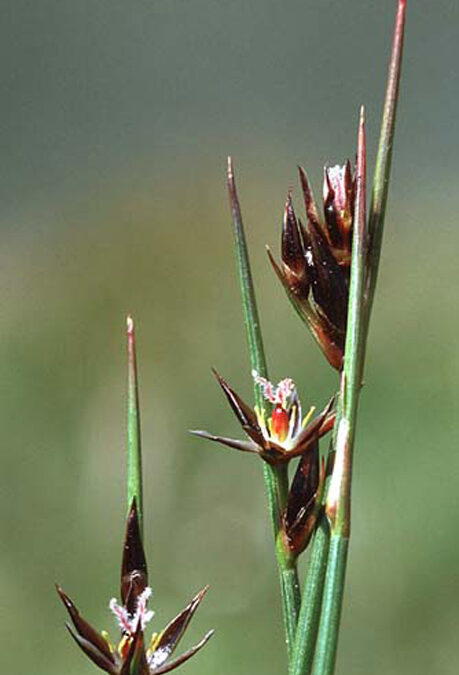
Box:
56;583;69;605
284;191;296;222
126;314;135;335
189;429;205;437
298;165;309;187
188;429;220;442
187;585;211;612
194;584;210;602
210;366;223;383
227;156;235;190
358;108;366;163
226;156;241;212
56;584;78;615
266;245;283;275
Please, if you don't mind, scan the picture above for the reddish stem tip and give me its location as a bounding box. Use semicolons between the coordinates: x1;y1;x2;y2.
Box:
126;314;135;336
227;155;235;190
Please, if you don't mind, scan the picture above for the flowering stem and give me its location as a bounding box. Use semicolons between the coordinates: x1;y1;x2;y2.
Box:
126;314;143;538
289;515;330;675
310;104;367;675
227;157;301;658
310;4;407;673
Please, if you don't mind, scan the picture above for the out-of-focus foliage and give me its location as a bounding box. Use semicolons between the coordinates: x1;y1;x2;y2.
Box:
0;1;458;674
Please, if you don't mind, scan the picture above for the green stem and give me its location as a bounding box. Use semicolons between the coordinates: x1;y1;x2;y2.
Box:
311;2;407;668
311;107;367;675
310;535;349;675
227;156;301;657
126;314;143;537
290;516;330;675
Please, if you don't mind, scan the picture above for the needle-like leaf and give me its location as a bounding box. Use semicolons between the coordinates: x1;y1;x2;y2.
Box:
227;156;300;658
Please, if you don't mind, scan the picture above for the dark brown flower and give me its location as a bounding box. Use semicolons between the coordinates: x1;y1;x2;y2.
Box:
268;161;358;371
57;499;213;674
191;369;335;465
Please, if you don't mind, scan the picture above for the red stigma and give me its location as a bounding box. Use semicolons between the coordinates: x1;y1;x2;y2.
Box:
271;404;290;442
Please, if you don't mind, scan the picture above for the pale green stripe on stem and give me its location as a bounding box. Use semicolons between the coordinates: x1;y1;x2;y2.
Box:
227;156;301;657
126;314;143;537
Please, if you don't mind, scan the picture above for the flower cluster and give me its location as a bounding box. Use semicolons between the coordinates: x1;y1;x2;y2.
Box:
192;370;335;557
57;500;213;674
268;162;357;370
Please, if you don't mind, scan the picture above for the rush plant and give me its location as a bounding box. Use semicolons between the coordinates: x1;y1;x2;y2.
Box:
194;2;408;674
57;3;407;675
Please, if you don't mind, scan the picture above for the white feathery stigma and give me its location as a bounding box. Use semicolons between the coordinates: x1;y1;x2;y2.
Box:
109;586;154;634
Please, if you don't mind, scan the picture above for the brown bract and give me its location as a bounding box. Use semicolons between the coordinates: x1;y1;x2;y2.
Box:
282;440;327;557
121;500;148;616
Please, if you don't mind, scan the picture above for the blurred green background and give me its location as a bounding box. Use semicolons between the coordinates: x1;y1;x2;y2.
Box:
1;1;458;673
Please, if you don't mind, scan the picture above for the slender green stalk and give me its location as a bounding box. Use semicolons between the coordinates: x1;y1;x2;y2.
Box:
310;533;349;674
227;156;301;657
126;314;143;537
290;515;330;675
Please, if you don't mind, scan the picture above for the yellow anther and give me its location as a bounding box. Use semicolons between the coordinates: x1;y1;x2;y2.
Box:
118;634;130;657
147;631;161;656
302;406;316;428
254;405;268;435
101;631;114;653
